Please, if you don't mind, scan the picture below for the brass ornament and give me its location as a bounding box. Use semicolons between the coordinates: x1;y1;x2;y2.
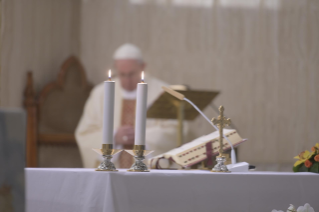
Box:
211;106;232;173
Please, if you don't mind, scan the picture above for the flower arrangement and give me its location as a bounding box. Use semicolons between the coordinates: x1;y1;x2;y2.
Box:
297;204;315;212
293;143;319;173
272;203;315;212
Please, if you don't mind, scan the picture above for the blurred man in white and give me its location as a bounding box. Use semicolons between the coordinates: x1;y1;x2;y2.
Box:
76;43;181;168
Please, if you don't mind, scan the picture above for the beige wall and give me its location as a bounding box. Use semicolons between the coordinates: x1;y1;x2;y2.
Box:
0;0;81;107
80;0;319;169
1;0;319;170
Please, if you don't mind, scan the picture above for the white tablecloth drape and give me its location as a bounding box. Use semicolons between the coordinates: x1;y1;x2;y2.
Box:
26;168;319;212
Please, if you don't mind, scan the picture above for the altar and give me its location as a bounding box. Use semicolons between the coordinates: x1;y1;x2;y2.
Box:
26;168;319;212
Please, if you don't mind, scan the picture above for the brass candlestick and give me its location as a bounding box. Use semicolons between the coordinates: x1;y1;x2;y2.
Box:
125;145;154;172
211;106;232;172
93;144;122;171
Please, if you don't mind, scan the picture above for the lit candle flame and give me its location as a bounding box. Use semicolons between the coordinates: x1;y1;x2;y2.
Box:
108;70;112;81
141;71;145;83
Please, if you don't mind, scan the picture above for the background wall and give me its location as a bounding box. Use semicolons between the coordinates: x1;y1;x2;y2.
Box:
1;0;319;170
80;0;319;170
0;0;81;107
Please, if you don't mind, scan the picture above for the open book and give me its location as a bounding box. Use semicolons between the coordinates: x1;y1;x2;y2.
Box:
150;129;247;169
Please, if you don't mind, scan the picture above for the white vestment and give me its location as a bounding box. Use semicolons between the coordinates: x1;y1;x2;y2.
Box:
75;74;182;168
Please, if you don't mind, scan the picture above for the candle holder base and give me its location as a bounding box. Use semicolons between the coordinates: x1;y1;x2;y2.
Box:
93;144;122;172
127;155;149;172
125;145;154;172
96;155;118;171
211;155;231;173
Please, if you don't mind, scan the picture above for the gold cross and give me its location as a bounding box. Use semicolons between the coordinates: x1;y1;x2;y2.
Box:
211;106;231;157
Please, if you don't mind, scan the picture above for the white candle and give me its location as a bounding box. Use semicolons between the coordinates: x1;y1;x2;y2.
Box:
134;71;148;145
102;70;115;144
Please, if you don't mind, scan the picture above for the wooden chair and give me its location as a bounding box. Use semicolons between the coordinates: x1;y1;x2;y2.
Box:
23;56;93;167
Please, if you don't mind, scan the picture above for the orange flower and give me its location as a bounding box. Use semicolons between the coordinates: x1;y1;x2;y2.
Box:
311;143;319;152
294;150;314;167
305;160;312;168
314;155;319;162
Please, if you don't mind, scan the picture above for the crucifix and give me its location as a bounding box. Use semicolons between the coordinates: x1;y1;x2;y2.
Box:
211;105;232;172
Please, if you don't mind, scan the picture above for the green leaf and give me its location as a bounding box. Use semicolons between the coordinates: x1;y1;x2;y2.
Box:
309;162;319;173
293;164;302;172
299;164;309;172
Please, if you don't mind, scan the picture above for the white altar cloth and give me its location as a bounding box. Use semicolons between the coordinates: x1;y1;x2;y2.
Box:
26;168;319;212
